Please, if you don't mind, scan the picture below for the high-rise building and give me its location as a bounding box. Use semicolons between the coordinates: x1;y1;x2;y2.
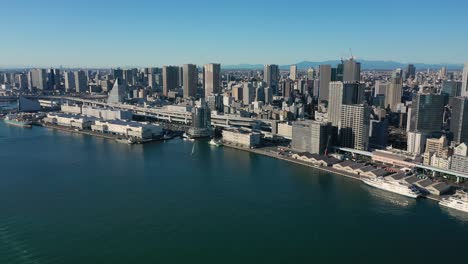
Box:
264;87;272;104
450;96;468;144
407;131;427;155
385;70;403;112
182;64;197;98
74;70;88;93
263;64;279;95
290;64;297;81
242;82;254;105
462;62;468;97
47;68;60;90
406;64;416;80
16;74;29;91
178;66;184;88
343;58;361;82
374;81;388;97
328;82;366;128
318;65;332;101
407;93;445;133
291;120;332;155
64;71;75;92
340;104;371;150
307;68;314;80
441;80;462;98
30;69;47;90
113;69;124;81
107;78;127;104
204;63;221;97
188;99;212;138
162;66;179;96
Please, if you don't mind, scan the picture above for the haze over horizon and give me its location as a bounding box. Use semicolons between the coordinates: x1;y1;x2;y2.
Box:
2;0;467;67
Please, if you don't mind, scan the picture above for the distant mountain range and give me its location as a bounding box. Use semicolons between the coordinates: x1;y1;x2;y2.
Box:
224;60;464;70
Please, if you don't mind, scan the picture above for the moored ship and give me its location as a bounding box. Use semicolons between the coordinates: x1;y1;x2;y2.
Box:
3;114;32;128
439;190;468;213
361;176;421;199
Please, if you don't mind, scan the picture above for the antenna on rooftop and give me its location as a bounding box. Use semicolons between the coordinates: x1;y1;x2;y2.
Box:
349;48;355;60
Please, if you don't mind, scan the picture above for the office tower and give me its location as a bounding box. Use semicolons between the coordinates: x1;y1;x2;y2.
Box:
204;63;221;97
425;136;448;157
407;93;445;133
16;74;28;91
340;104;371;150
30;69;47;90
255;86;265;102
207;94;224;113
336;63;344;82
307;68;314;80
147;73;156;89
263;64;279;95
441;80;462;98
162;66;179;96
462;62;468;97
113;69;124;81
385;70;403;112
296;79;304;93
343;58;361;82
107;78;127;104
178;66;184;88
264;87;273;104
64;71;75;92
242;82;254;105
451;97;468;144
47;68;60;90
74;70;88;93
318;65;332;101
374;81;388;97
232;85;243;101
283;78;294;98
328;82;365;128
182;64;197;98
291;120;332;154
406;64;416;80
369;119;389;148
123;69;136;86
407;131;427;154
290;64;297;81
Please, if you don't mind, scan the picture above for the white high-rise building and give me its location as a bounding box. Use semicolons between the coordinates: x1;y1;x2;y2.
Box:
204;63;221;98
462;62;468;97
290;64;297;81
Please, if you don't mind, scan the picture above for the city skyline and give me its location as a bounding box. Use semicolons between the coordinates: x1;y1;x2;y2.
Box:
2;0;467;67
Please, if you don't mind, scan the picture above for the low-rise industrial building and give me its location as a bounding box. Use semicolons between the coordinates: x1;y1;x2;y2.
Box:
44;113;95;130
222;128;261;148
91;120;163;139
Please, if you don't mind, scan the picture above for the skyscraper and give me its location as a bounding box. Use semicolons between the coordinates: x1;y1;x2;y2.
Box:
441;80;462;98
162;66;179;96
340;104;371;150
307;68;314;80
183;64;197;98
204;63;221;97
407;93;445;133
291;120;332;154
107;78;127;104
74;70;88;93
290;64;297;81
64;71;75;92
263;64;279;95
242;82;254;105
450;97;468;144
30;69;47;90
328;82;366;128
343;58;361;82
406;64;416;80
385;70;403;112
462;62;468;97
318;65;331;101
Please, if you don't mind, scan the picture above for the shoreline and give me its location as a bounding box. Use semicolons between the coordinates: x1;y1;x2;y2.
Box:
221;143;443;203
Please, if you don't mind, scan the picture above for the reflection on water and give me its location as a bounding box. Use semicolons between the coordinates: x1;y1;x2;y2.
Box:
440;207;468;223
362;184;416;214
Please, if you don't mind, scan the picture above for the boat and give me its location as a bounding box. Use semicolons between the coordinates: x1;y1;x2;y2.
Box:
3;114;32;128
361;176;421;199
439;190;468;213
208;139;221;147
115;137;136;145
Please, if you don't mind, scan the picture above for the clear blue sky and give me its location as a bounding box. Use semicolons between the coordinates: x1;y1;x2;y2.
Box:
2;0;467;67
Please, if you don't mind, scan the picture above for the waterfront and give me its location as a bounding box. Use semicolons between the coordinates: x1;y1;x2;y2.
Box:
1;122;468;264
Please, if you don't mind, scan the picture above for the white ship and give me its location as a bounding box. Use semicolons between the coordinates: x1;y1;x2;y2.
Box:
439;190;468;213
208;139;221;147
361;176;421;199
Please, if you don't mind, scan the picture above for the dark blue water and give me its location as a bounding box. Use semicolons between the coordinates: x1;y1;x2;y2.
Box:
1;121;467;264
